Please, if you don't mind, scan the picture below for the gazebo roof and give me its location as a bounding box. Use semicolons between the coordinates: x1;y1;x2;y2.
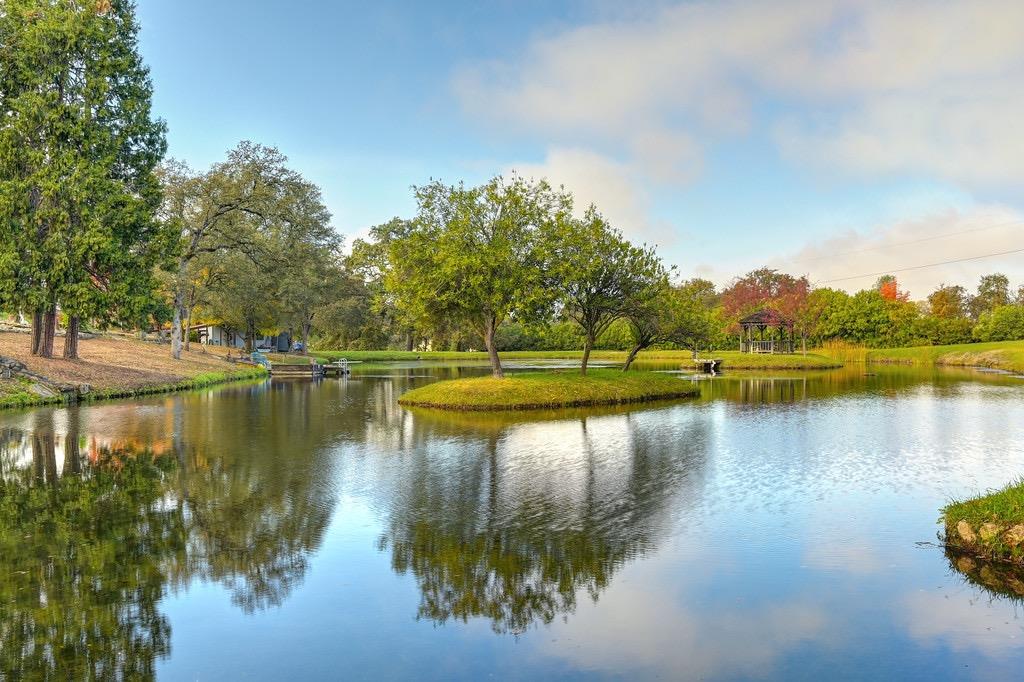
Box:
739;309;793;327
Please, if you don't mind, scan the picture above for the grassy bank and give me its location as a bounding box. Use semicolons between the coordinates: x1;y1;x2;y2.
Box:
0;332;266;411
313;348;841;369
397;369;700;411
943;481;1024;565
866;340;1024;373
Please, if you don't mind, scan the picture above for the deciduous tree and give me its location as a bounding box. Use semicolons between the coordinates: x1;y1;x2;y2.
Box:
384;176;571;378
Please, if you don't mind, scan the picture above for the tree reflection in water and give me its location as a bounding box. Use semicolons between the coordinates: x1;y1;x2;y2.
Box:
0;427;184;680
378;406;709;634
0;386;337;678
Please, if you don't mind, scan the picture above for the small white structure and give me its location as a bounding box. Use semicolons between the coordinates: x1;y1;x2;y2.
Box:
191;324;290;352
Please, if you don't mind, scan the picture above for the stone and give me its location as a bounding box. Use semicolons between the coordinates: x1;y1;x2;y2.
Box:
979;522;1002;542
955;556;976;573
1004;524;1024;547
28;383;57;398
956;520;976;543
78;384;91;395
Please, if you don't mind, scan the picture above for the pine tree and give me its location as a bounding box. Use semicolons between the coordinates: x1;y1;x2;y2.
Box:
0;0;169;358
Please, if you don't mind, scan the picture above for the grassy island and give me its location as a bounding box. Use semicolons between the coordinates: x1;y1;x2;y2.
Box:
942;480;1024;565
397;369;700;411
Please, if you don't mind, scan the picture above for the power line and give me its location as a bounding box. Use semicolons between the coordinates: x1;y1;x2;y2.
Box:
813;245;1024;285
783;218;1024;265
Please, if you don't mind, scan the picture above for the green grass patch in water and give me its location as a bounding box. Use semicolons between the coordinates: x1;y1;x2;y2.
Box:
942;480;1024;565
397;369;700;411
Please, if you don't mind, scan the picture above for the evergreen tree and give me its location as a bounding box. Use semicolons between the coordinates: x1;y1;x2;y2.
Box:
0;0;169;358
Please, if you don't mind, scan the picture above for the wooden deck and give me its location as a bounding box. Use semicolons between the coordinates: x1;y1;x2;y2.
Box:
693;358;722;373
268;359;362;378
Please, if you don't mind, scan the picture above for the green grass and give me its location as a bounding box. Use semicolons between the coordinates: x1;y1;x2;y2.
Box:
312;348;841;369
942;480;1024;565
0;366;267;412
397;368;700;411
866;340;1024;373
694;351;840;370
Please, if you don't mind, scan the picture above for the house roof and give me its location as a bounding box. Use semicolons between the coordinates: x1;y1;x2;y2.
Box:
739;309;793;327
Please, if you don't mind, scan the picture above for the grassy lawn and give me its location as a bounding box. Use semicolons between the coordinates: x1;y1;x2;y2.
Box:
866;340;1024;373
943;480;1024;565
0;332;266;411
312;348;841;369
397;368;700;411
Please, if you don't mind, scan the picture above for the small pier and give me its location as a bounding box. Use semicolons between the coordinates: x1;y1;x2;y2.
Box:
267;358;362;378
269;362;325;378
692;358;722;374
323;359;361;376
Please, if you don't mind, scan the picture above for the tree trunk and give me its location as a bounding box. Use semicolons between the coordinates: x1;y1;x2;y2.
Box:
581;332;594;376
622;343;645;372
483;320;504;378
405;332;414;352
39;307;56;358
170;303;184;360
302;320;311;355
170;263;188;359
63;315;80;359
184;306;193;351
245;319;255;353
31;308;43;355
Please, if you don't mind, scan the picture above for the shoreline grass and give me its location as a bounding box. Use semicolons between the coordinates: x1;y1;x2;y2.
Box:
312;348;841;369
397;369;700;411
866;340;1024;374
0;366;267;411
942;480;1024;566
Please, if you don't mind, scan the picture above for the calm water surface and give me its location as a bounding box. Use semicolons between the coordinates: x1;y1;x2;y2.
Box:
2;362;1024;680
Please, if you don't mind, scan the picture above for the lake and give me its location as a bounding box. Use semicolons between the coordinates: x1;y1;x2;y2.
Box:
1;362;1023;680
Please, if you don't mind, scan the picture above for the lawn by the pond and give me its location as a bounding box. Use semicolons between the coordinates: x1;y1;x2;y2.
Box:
397;369;700;411
312;348;841;369
0;332;265;411
867;340;1024;373
943;480;1024;565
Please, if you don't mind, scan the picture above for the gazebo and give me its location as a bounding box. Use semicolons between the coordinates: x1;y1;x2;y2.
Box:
739;309;795;354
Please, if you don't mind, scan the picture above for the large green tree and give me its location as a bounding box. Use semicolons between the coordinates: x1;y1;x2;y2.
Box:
0;0;169;358
384;176;571;377
544;207;663;375
971;273;1010;320
159;143;335;359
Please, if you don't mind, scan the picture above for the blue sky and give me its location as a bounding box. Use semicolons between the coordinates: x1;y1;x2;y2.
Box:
136;0;1024;297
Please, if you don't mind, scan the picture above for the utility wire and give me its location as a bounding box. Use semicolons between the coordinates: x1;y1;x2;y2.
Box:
813;246;1024;285
782;217;1024;265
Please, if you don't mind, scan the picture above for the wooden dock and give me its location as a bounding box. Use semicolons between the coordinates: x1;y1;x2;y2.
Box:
268;358;362;378
692;358;722;374
269;362;325;378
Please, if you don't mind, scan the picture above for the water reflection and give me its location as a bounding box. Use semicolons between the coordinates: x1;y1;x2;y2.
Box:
1;365;1024;679
376;407;709;634
947;549;1024;602
0;433;182;680
0;388;337;678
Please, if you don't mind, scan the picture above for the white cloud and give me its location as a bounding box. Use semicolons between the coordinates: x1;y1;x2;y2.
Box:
532;561;831;679
456;0;1024;188
509;147;677;248
769;205;1024;297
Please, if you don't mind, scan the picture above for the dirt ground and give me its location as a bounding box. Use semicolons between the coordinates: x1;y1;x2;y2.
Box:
0;331;243;391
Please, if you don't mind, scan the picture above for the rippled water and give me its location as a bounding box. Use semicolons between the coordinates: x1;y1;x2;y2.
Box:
2;362;1024;680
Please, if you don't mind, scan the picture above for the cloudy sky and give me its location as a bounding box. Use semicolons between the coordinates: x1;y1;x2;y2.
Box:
137;0;1024;297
